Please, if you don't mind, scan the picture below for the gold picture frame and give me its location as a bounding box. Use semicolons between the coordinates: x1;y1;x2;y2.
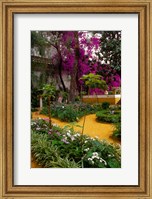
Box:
0;0;152;198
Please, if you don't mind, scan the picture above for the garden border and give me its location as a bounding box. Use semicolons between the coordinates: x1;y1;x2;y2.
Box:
0;0;152;198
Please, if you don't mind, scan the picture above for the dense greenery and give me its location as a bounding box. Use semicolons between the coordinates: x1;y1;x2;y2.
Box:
31;119;121;168
112;122;121;140
96;110;121;123
31;31;47;56
99;31;121;71
40;103;103;122
101;102;110;109
80;73;108;95
42;83;57;128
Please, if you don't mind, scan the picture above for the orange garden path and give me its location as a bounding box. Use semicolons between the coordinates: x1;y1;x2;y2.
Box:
31;112;120;168
32;112;119;144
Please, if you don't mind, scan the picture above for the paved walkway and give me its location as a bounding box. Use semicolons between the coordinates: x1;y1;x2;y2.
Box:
32;112;118;144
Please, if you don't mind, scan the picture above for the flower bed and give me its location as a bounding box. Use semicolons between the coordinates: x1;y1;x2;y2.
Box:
96;110;121;123
40;102;103;122
31;119;121;168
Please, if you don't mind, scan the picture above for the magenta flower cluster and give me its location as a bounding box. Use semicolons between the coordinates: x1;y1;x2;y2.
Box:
52;31;121;93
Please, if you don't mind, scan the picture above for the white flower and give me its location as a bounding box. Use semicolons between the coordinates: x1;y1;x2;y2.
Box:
100;158;107;165
36;127;40;130
74;133;80;137
104;161;107;166
92;155;99;159
92;152;98;156
67;132;71;137
61;138;69;144
84;148;89;152
84;140;88;143
71;136;75;141
62;106;64;108
88;158;94;164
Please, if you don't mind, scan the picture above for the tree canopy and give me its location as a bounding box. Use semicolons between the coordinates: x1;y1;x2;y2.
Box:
31;31;121;100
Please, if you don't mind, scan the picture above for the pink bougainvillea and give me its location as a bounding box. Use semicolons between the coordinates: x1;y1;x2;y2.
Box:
47;31;121;94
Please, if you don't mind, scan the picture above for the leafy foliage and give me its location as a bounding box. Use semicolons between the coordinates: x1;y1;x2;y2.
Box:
32;131;81;168
42;83;57;99
80;73;108;94
31;31;47;56
42;83;57;128
102;102;110;109
99;31;121;71
112;122;121;140
96;110;121;123
40;103;103;122
31;119;121;168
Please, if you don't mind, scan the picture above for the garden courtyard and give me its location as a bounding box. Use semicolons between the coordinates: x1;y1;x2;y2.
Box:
31;31;121;168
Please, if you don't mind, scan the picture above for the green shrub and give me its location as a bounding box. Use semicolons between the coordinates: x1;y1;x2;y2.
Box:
108;91;113;95
40;103;103;122
109;105;121;111
40;104;78;122
112;123;121;140
96;110;121;123
102;102;110;109
58;105;79;122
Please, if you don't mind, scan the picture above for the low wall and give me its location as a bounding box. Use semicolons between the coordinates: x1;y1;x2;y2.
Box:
82;95;121;105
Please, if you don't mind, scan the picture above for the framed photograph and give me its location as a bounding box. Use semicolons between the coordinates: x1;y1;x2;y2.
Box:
0;0;152;198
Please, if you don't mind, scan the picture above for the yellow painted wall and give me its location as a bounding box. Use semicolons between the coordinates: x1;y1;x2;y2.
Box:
82;96;121;105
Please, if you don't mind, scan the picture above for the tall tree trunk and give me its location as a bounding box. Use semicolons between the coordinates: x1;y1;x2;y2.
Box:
49;44;66;92
58;61;66;92
69;32;79;102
